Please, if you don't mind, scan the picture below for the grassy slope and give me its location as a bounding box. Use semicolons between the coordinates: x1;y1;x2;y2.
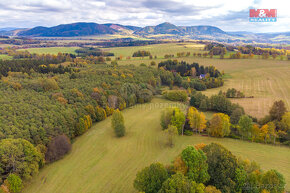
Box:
106;43;290;118
17;47;79;55
24;98;290;193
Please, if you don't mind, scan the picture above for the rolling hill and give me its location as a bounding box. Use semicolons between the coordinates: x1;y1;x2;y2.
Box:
10;22;290;43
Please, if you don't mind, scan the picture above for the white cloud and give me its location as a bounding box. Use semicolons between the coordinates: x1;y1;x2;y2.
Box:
0;0;289;32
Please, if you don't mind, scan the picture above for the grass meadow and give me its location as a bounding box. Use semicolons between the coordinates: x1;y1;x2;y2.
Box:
23;98;290;193
18;47;79;55
105;43;290;118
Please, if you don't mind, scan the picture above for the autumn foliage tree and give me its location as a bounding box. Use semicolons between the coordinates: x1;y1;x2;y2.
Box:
269;100;287;120
187;107;207;134
208;113;230;137
45;135;72;163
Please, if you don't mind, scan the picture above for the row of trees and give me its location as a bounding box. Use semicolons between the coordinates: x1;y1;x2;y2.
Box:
134;143;285;193
190;91;244;115
132;50;151;57
158;60;222;78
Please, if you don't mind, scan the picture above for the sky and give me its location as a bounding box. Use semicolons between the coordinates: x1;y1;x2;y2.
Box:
0;0;289;32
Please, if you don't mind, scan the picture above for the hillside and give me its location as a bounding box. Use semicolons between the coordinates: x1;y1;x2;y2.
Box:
23;98;290;193
18;22;117;37
11;22;290;43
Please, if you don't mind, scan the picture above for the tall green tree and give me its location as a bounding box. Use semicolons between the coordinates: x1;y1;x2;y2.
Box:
203;143;238;192
111;109;126;137
170;108;186;134
238;115;253;140
181;146;210;184
134;163;169;193
159;173;205;193
165;125;178;147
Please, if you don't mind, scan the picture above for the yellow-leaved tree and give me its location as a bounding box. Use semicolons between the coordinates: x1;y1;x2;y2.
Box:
187;107;207;134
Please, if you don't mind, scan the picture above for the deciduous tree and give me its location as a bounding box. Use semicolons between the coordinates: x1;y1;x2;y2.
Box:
134;163;169;193
112;109;126;137
181;146;210;183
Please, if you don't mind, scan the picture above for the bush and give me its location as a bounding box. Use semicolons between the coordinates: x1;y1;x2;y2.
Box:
163;90;187;102
45;135;72;163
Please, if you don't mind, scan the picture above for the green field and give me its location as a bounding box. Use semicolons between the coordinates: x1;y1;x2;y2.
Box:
105;43;290;118
0;54;12;60
18;47;79;55
23;98;290;193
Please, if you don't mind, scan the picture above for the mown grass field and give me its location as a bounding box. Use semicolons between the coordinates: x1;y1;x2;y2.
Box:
0;54;12;60
24;98;290;193
105;43;290;118
18;47;79;55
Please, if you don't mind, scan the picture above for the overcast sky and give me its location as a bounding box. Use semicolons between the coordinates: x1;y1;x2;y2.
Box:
0;0;289;32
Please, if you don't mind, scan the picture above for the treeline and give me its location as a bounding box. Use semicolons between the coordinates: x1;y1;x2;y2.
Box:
189;91;290;145
75;47;114;57
0;59;72;77
158;60;224;90
132;50;151;57
224;88;246;98
134;143;286;193
158;60;221;78
190;91;244;115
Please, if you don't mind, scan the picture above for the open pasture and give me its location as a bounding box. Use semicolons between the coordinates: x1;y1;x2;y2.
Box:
23;98;290;193
106;43;290;118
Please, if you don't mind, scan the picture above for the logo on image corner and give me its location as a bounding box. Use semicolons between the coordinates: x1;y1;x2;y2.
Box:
249;9;277;22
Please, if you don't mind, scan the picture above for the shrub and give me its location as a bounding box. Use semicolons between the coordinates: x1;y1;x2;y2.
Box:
45;135;72;163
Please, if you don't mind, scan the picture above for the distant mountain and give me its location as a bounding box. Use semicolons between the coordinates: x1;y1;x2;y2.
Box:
182;26;227;35
18;22;117;37
12;22;290;43
0;27;20;31
134;22;227;36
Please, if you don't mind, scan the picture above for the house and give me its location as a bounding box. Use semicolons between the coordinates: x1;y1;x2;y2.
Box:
199;74;206;79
